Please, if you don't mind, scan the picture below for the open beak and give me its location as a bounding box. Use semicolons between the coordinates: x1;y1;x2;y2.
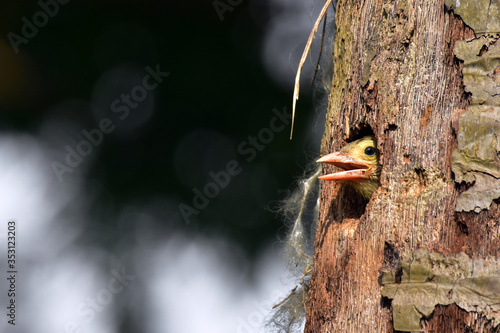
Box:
316;152;370;182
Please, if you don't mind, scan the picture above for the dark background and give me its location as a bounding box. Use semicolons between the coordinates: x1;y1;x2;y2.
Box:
0;1;332;332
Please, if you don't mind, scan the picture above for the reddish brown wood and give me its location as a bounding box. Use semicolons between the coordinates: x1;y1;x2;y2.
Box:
305;0;499;332
422;304;500;333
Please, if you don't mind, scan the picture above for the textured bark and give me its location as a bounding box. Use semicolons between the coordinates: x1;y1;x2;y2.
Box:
305;0;500;332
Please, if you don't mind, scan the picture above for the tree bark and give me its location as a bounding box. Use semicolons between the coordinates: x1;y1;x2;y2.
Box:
305;0;500;332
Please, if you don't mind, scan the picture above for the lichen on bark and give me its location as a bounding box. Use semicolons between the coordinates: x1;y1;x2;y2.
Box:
381;248;500;332
451;35;500;212
444;0;500;35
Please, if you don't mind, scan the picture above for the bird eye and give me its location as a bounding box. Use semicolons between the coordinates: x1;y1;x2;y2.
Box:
365;146;376;156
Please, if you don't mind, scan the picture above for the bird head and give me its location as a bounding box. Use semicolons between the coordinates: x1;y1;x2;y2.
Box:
316;136;381;199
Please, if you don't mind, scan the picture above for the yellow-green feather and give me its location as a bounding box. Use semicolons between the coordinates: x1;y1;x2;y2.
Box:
341;136;381;199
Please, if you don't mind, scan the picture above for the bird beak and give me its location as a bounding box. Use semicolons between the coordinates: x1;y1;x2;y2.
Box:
316;152;370;181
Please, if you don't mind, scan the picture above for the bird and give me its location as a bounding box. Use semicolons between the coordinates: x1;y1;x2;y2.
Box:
316;136;381;199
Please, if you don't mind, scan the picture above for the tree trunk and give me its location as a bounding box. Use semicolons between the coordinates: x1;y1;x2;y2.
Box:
305;0;500;332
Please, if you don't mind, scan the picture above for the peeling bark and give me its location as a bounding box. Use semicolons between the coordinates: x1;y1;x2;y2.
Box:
381;249;500;331
305;0;500;332
452;36;500;212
